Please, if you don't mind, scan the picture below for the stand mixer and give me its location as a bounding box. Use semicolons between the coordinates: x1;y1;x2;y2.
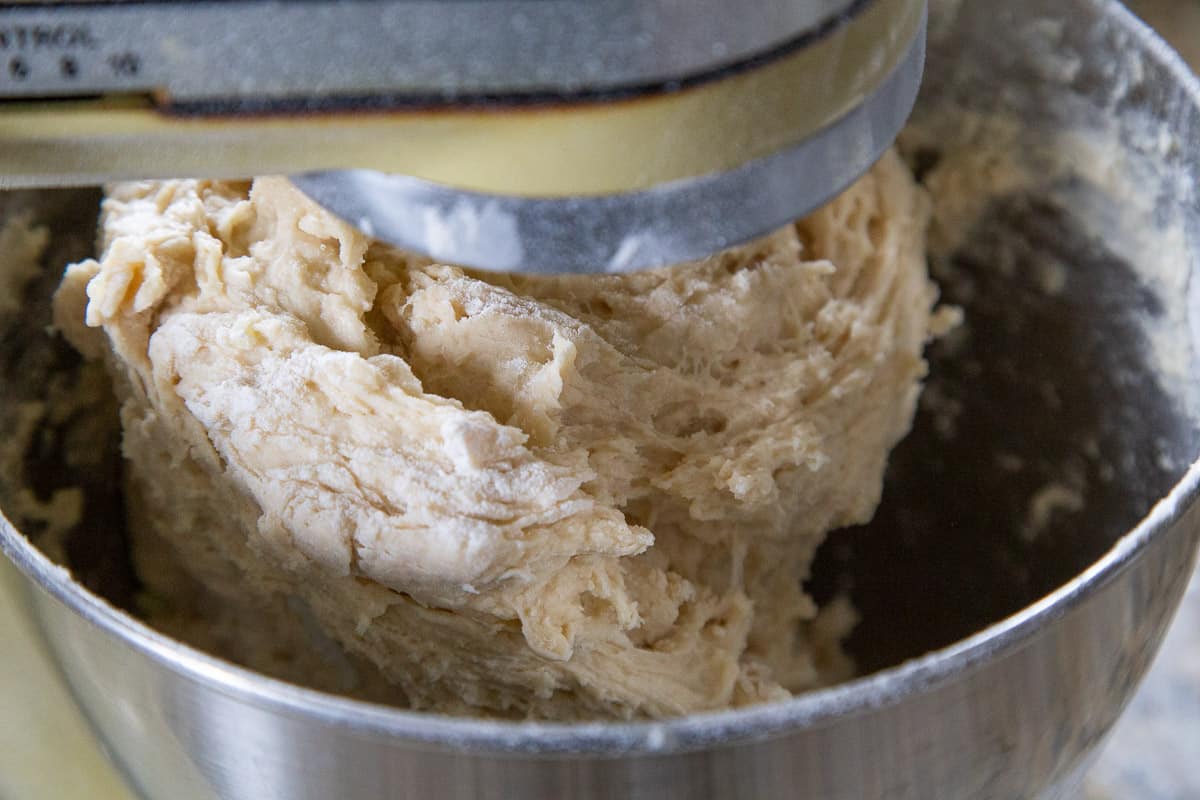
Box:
0;0;926;272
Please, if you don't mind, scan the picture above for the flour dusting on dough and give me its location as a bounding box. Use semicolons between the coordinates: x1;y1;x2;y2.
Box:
55;151;944;720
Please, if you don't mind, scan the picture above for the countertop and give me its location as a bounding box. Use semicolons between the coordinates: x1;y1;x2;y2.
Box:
0;557;131;800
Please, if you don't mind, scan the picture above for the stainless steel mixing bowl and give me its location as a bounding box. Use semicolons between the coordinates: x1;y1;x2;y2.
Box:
2;1;1200;798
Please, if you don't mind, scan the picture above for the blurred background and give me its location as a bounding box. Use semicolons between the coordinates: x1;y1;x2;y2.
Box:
1126;1;1200;65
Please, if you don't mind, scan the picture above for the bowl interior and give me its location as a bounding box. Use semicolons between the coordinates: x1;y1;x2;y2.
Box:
812;0;1200;671
1;0;1198;687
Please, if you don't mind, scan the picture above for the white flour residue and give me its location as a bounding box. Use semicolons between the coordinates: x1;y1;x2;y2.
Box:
0;213;49;316
1022;482;1086;541
905;93;1200;429
1047;122;1198;425
920;382;963;440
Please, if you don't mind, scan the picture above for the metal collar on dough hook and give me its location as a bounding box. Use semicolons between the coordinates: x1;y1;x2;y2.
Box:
0;0;926;273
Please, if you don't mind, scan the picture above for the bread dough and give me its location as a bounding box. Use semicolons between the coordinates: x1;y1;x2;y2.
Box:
54;150;943;719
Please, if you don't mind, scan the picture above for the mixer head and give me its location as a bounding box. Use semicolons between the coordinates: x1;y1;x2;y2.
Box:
0;0;925;272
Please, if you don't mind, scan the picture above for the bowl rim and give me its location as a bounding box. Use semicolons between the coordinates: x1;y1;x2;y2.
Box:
2;0;1200;759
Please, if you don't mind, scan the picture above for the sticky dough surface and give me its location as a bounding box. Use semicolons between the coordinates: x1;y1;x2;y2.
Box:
55;151;942;719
